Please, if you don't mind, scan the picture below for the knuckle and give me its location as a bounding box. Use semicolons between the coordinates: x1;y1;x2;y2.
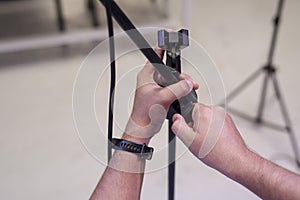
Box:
214;106;225;112
179;80;189;92
184;74;192;81
158;90;173;104
171;123;179;133
213;106;230;118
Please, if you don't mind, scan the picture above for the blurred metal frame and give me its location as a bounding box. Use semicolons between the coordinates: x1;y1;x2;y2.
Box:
0;0;192;54
0;20;171;54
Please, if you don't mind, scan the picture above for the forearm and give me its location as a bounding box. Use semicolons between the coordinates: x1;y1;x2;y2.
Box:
229;150;300;200
90;134;150;200
90;47;194;199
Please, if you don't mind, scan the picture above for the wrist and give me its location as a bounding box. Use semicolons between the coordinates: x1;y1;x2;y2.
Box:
122;133;151;145
124;115;155;142
130;111;150;127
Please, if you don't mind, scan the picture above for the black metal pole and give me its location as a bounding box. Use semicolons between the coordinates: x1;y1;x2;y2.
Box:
267;0;284;66
223;0;300;167
166;54;182;200
256;71;270;123
105;0;116;163
97;1;196;199
257;0;284;122
168;121;176;200
55;0;66;31
271;75;300;167
88;0;100;27
99;0;197;122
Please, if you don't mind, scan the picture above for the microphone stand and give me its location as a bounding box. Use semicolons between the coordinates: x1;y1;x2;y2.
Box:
158;29;190;200
98;1;197;199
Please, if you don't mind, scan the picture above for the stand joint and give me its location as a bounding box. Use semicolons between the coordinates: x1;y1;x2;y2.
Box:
263;64;276;74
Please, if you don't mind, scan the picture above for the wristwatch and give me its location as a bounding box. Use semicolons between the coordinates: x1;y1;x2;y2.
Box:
111;138;154;160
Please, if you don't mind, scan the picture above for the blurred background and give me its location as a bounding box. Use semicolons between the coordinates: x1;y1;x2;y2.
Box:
1;0;300;199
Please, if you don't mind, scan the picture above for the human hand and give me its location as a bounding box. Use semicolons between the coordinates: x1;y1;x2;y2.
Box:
123;48;199;144
171;103;249;176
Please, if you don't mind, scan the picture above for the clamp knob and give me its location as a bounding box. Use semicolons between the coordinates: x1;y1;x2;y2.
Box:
158;29;189;57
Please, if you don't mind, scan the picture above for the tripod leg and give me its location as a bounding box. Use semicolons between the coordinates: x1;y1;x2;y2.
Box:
168;119;176;200
271;74;300;167
222;68;262;106
256;72;270;123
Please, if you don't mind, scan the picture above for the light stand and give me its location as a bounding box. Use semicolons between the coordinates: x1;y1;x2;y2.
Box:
223;0;300;167
98;1;198;200
158;29;190;200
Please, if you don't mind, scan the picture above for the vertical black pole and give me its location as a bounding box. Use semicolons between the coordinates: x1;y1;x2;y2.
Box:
257;0;284;122
267;0;284;66
55;0;66;31
106;0;116;163
87;0;100;27
166;54;181;200
168;121;176;200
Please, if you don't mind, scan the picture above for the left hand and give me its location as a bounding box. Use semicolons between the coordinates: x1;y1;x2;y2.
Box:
123;48;199;144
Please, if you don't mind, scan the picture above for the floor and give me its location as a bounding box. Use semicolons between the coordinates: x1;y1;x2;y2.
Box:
1;0;300;199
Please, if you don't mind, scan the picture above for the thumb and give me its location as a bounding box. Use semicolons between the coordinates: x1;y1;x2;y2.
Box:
162;79;193;103
171;114;196;148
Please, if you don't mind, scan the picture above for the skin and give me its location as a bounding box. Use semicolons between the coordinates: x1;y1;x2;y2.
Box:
91;48;300;200
90;48;198;200
172;104;300;200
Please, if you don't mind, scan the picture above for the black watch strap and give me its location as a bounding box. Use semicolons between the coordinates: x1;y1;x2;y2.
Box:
111;138;154;160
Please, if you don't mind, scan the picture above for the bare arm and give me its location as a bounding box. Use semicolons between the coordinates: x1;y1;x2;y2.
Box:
90;48;198;200
171;104;300;200
90;135;149;200
232;150;300;200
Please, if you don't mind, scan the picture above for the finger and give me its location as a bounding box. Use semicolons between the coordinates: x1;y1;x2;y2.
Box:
171;114;196;147
180;73;199;90
153;70;167;86
192;103;201;130
197;106;225;159
161;79;193;103
148;104;168;133
155;47;165;59
192;103;210;131
137;63;156;86
179;73;191;81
